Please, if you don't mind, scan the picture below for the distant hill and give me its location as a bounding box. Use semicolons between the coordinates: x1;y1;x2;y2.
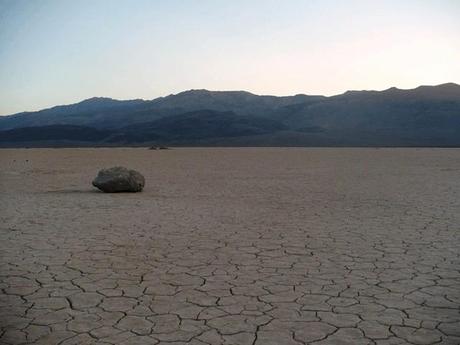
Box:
0;91;321;130
0;124;112;142
0;83;459;147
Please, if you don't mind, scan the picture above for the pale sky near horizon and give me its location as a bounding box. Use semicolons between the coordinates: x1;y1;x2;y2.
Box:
0;0;459;115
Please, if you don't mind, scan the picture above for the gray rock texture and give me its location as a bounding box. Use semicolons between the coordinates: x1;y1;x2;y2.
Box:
92;166;145;192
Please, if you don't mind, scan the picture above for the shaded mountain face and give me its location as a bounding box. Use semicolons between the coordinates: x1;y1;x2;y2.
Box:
278;85;460;132
0;91;323;130
0;83;459;147
0;98;151;130
108;110;287;143
147;90;325;116
0;110;287;145
0;125;112;143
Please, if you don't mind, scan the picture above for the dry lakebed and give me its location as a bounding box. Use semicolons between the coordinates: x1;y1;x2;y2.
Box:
1;148;459;345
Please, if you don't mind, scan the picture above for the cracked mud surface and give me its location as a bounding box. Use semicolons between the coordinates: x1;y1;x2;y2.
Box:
1;148;459;345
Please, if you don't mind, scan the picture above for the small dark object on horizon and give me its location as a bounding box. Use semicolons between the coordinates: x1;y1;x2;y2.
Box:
92;166;145;193
149;146;169;150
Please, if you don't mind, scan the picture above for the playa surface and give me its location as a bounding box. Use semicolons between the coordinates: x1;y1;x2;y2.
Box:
1;148;459;345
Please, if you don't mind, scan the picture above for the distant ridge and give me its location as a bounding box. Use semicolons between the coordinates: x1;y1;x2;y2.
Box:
0;83;459;147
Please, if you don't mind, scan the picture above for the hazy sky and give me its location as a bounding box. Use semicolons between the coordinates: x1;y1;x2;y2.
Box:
0;0;459;115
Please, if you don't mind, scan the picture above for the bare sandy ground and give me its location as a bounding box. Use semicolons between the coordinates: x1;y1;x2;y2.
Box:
1;148;459;345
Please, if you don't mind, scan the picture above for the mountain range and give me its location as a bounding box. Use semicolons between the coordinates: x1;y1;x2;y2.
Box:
1;83;459;147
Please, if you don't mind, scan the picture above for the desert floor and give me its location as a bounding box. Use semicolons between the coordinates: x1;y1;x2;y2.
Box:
0;148;459;345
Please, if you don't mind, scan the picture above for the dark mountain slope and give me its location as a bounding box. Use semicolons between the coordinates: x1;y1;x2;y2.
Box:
0;125;112;142
0;97;149;130
147;89;325;116
0;83;459;147
104;110;287;144
277;83;460;133
0;91;324;130
0;110;287;146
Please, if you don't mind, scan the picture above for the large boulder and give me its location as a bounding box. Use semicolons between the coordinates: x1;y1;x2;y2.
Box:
92;167;145;193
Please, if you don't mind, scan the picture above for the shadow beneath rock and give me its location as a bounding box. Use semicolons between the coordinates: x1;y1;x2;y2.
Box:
42;189;101;194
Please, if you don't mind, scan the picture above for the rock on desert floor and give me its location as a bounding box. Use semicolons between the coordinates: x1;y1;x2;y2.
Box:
0;148;459;345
